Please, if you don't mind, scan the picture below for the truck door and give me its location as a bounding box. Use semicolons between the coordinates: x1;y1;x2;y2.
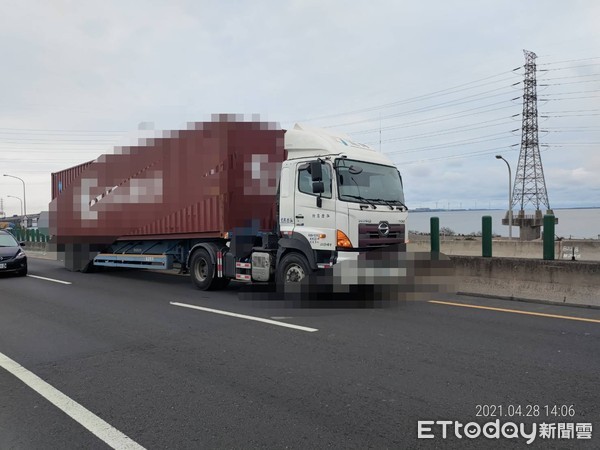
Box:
293;161;337;251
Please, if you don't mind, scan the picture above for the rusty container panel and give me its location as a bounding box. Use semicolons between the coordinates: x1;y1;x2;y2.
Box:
49;118;285;246
51;160;94;200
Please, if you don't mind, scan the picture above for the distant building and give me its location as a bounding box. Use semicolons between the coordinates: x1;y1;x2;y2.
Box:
37;211;49;235
1;213;41;230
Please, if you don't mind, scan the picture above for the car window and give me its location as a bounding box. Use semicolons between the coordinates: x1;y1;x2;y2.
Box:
0;233;18;247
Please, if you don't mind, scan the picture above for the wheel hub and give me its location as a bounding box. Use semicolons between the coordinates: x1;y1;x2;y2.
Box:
286;264;305;282
195;259;208;281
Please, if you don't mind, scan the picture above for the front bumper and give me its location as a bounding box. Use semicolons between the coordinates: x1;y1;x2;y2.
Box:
335;246;448;288
0;256;27;273
296;246;454;303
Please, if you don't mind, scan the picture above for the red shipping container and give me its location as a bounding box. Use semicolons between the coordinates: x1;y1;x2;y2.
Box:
49;117;285;247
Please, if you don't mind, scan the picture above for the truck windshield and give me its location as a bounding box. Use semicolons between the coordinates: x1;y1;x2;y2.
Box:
335;158;405;206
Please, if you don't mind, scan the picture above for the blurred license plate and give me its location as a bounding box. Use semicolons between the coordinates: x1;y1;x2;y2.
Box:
0;263;6;269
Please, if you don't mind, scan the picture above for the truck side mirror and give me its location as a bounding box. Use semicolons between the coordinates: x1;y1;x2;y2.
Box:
310;161;322;182
312;181;324;194
312;181;324;208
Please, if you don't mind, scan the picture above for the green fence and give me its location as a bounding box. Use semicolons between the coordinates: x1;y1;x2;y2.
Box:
7;228;49;243
430;214;557;260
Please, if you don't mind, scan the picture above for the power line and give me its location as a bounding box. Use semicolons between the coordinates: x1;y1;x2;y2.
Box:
350;54;600;168
0;138;121;144
539;88;600;96
537;56;600;65
324;96;519;129
356;119;517;144
350;115;515;137
542;108;600;114
538;73;600;81
543;95;600;102
393;146;518;165
0;147;112;153
372;131;515;154
542;142;600;146
393;138;588;172
542;113;600;117
541;78;600;86
0;127;126;134
297;70;521;122
329;84;520;129
540;63;600;72
0;158;97;164
543;126;600;130
544;129;600;133
336;103;519;133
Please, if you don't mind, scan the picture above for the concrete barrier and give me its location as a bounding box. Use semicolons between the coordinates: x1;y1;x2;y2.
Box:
23;242;58;261
22;241;47;251
557;240;600;262
451;256;600;307
24;241;600;307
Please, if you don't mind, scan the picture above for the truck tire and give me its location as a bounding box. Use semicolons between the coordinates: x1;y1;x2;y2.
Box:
276;252;310;285
190;248;216;290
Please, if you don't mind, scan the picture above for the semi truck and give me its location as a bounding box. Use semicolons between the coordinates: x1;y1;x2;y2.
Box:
49;116;409;293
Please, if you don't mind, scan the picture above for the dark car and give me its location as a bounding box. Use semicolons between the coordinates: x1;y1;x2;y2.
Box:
0;230;27;276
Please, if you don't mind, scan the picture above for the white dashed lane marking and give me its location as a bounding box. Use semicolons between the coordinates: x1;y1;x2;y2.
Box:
0;351;145;449
170;302;318;332
27;274;72;285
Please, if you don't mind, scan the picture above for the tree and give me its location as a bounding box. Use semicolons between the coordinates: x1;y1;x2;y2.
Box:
440;226;456;236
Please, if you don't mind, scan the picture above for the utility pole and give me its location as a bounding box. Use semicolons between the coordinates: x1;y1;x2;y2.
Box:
7;195;23;216
3;174;27;228
496;155;512;240
379;113;382;152
504;50;557;240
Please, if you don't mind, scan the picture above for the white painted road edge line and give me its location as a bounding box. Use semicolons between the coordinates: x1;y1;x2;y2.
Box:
170;302;318;333
0;351;145;450
27;274;72;285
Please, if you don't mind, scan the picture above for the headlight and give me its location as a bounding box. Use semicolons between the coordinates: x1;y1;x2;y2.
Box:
15;251;26;259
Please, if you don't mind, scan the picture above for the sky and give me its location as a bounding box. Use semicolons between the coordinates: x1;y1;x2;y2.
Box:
1;0;599;218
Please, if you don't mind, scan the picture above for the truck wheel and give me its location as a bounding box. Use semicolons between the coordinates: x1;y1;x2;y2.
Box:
277;252;310;285
190;248;215;290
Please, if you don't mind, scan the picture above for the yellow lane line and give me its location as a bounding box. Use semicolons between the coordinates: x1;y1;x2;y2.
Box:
428;300;600;324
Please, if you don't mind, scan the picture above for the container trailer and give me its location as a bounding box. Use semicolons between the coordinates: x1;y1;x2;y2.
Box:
50;117;408;291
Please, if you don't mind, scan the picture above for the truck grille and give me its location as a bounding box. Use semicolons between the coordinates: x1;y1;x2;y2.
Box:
358;223;405;248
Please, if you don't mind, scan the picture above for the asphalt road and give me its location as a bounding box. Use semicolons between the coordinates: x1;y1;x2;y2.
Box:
1;257;599;449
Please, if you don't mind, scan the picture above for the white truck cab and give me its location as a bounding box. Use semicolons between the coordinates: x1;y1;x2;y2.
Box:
279;124;407;269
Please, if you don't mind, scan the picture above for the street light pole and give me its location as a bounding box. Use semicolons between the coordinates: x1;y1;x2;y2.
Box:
7;195;23;216
3;174;27;228
495;155;512;240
